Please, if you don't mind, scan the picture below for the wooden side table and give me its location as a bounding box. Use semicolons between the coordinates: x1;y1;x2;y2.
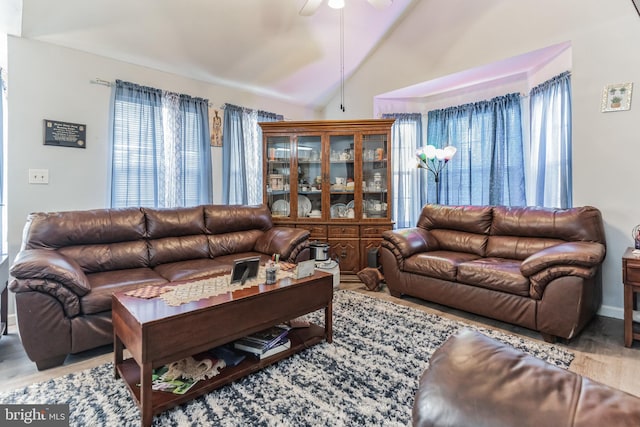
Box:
623;247;640;347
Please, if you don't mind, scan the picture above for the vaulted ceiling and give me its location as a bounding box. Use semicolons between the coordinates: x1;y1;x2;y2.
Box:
1;0;573;111
2;0;417;109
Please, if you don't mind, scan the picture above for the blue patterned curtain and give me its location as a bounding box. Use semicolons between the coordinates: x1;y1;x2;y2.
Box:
178;94;213;206
222;104;281;205
427;93;526;206
111;80;164;207
110;80;212;208
382;113;425;228
529;71;572;208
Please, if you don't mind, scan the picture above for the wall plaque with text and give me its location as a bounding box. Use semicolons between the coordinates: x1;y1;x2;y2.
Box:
43;120;86;149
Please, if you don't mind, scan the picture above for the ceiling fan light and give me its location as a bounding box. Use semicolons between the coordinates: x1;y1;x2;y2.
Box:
328;0;345;9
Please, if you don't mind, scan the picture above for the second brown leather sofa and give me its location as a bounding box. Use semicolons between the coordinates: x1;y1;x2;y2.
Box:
380;204;606;342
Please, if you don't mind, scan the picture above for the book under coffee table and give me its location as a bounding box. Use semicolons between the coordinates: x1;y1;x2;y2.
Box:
112;270;333;427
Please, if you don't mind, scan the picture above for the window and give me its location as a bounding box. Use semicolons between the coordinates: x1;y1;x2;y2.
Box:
426;93;526;206
421;72;571;208
110;80;212;208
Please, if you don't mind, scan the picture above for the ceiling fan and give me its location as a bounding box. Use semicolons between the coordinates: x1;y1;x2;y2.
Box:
299;0;393;16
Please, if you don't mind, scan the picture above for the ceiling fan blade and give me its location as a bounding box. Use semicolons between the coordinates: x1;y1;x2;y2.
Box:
299;0;324;16
367;0;393;9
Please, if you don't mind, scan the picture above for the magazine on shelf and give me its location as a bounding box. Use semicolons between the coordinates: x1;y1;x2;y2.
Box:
234;333;290;356
257;338;291;360
234;325;290;353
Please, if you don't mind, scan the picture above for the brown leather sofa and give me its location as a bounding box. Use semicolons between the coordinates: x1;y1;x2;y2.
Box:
413;329;640;427
9;204;310;370
380;205;606;342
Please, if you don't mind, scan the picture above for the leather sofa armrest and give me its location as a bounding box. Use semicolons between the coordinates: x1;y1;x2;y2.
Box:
529;265;597;300
10;249;91;296
381;227;438;259
520;241;606;277
9;278;81;318
254;227;310;262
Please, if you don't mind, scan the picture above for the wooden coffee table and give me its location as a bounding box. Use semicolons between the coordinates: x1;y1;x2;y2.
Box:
112;270;333;427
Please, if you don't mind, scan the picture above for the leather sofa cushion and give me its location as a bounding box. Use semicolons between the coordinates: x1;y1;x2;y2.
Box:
457;258;529;297
486;235;565;260
148;235;210;266
154;258;230;282
208;230;263;257
204;204;272;234
212;252;270;267
23;207;146;249
403;251;480;281
417;205;493;235
59;241;149;273
144;206;207;238
82;268;168;315
491;205;606;243
430;230;488;257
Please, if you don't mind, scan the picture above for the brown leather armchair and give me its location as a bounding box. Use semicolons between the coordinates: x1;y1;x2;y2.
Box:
413;329;640;427
10;204;310;370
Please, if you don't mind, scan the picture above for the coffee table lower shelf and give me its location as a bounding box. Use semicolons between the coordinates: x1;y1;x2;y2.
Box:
116;324;326;417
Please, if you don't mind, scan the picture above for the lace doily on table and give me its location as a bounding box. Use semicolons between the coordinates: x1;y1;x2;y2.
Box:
159;267;295;306
125;285;173;299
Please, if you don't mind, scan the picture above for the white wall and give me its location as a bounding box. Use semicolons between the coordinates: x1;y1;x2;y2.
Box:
5;37;317;315
325;0;640;319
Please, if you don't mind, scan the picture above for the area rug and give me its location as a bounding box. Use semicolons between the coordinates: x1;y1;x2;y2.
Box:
0;290;574;426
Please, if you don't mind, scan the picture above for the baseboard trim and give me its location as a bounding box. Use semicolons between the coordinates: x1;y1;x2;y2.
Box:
8;313;16;327
598;304;640;322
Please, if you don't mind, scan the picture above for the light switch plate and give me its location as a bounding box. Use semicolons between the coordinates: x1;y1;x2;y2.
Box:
28;169;49;184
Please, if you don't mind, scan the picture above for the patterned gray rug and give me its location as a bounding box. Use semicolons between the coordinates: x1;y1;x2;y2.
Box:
0;290;573;426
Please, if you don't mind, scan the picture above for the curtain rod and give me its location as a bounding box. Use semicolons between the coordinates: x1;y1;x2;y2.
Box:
90;78;113;87
90;78;217;108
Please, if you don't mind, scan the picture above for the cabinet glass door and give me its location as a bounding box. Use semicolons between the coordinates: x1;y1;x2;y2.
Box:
266;136;292;219
296;136;322;219
362;134;388;219
329;135;356;219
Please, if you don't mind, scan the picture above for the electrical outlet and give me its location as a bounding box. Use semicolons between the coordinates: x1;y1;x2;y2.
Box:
28;169;49;184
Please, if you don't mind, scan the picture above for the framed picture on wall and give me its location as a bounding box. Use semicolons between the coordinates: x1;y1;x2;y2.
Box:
601;82;633;112
210;109;223;147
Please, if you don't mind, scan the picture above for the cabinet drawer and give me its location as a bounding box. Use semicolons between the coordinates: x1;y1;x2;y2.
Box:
625;260;640;284
328;225;359;238
361;225;393;237
297;224;327;239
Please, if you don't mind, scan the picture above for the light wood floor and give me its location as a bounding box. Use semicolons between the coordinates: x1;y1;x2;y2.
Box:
1;281;639;397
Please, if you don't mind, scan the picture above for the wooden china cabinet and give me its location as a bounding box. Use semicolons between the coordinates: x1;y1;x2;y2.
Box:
259;119;395;274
